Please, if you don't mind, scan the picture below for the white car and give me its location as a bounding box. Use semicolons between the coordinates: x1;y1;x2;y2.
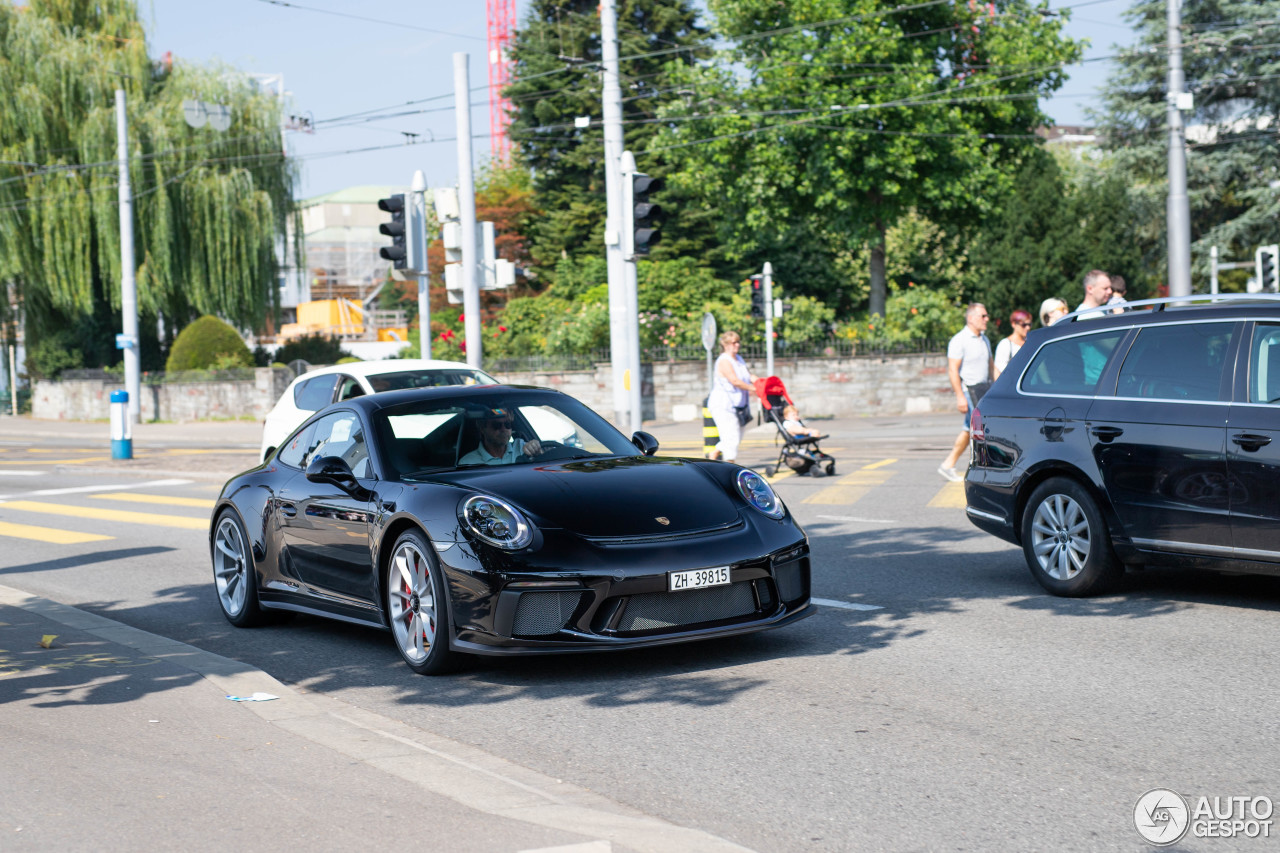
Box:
260;359;498;461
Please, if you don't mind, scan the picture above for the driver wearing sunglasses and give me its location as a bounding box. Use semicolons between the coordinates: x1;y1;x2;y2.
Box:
459;409;545;466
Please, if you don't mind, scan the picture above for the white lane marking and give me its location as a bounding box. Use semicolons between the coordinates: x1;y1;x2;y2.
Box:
518;843;612;853
813;597;884;612
0;471;42;476
817;514;897;524
0;478;193;501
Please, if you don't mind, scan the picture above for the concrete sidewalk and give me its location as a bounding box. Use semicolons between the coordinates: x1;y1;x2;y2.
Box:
0;585;751;853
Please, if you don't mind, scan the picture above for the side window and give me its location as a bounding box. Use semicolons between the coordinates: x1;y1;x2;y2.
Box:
336;375;366;401
293;375;338;411
1116;322;1234;401
277;421;318;469
1248;325;1280;404
303;411;369;474
1021;330;1126;396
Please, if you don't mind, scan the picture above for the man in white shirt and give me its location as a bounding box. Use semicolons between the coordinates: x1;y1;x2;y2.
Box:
1074;269;1113;319
459;410;544;465
938;303;994;482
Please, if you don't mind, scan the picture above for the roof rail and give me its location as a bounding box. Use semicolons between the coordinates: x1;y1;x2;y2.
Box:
1060;292;1280;323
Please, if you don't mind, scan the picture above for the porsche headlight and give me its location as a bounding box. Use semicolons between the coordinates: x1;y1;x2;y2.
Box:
461;495;533;550
736;469;785;519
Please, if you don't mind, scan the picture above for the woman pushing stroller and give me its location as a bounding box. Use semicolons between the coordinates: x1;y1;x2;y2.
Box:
706;330;759;463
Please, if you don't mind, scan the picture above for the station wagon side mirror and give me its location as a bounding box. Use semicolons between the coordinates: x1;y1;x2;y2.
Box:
305;455;369;499
631;431;659;456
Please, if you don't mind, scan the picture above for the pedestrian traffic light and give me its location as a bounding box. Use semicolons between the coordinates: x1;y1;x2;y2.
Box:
1258;244;1279;293
632;173;662;256
749;274;765;318
377;194;407;269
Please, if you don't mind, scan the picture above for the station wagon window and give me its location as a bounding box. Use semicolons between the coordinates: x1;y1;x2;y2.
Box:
1116;322;1233;402
1021;330;1126;396
1248;325;1280;404
293;375;338;411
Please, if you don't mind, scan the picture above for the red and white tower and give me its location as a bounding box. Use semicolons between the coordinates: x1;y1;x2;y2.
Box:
486;0;517;161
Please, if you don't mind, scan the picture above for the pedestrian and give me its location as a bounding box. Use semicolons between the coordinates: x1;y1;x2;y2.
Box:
1039;297;1069;327
1074;269;1113;319
1108;275;1127;313
938;303;994;482
706;330;759;464
993;309;1032;379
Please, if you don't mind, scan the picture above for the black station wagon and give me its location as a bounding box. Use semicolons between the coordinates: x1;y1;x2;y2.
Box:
965;294;1280;596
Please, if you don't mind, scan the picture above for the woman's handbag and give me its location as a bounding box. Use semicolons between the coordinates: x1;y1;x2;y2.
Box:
734;405;753;427
966;382;993;404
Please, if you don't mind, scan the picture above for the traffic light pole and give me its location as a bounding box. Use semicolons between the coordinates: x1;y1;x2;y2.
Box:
454;52;482;368
763;262;774;379
1166;0;1192;298
601;0;628;426
411;169;430;360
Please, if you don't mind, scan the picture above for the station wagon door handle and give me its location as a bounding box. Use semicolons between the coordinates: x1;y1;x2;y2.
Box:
1090;426;1124;441
1231;433;1272;451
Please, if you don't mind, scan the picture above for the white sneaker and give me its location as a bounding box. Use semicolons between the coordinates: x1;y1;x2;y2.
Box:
937;465;962;482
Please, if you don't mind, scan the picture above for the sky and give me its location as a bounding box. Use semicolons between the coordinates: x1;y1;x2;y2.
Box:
143;0;1138;201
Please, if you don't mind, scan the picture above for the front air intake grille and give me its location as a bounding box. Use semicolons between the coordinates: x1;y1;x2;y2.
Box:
512;591;586;636
616;582;757;632
774;559;808;603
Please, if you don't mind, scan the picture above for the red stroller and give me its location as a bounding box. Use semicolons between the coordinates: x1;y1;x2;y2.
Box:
754;376;836;477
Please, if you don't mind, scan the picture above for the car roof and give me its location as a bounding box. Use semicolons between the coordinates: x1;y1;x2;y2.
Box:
289;358;493;383
1043;295;1280;340
338;383;564;414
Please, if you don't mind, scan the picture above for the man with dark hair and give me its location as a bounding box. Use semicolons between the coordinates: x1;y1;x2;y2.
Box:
1075;270;1113;319
1108;275;1127;312
938;303;994;482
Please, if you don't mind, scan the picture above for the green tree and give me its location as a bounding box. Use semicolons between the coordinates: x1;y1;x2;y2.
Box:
658;0;1082;315
0;0;297;368
505;0;716;275
1095;0;1280;284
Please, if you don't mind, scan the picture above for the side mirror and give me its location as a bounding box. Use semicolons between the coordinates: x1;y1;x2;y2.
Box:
305;455;367;497
631;430;659;456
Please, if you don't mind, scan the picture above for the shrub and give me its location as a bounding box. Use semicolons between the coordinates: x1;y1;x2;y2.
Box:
25;330;84;380
165;316;253;372
274;334;345;366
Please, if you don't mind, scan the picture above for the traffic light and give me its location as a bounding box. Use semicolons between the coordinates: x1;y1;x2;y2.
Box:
377;194;407;270
749;274;765;318
632;173;662;256
1258;244;1279;293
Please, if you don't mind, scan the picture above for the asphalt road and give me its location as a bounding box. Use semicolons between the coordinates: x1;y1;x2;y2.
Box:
2;415;1279;851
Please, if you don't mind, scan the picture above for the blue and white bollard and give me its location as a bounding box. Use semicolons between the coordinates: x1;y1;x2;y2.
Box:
110;389;133;460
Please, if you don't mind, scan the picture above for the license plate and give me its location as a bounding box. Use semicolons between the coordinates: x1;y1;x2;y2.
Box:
668;566;730;592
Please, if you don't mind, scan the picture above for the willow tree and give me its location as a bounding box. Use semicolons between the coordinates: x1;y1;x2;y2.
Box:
0;0;297;374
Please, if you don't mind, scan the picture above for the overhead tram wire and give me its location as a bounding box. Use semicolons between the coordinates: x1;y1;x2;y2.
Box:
254;0;484;40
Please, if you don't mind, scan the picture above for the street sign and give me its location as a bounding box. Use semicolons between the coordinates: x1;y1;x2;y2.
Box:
701;312;717;352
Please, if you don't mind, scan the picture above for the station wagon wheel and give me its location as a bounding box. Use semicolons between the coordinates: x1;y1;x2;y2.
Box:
1020;477;1121;597
212;510;267;627
386;529;459;675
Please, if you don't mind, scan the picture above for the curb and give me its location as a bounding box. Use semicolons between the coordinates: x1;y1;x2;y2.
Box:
0;583;754;853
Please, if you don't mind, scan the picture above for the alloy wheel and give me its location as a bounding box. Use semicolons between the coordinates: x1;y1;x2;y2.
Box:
213;516;248;616
1030;493;1090;581
388;540;437;663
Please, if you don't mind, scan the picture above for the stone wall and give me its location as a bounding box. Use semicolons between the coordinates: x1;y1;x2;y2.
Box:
32;355;953;422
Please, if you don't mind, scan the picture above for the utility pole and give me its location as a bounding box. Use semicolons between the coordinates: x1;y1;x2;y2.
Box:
454;53;482;367
115;89;140;421
600;0;628;426
1167;0;1192;298
1210;245;1218;295
763;262;774;378
411;169;430;359
620;151;643;434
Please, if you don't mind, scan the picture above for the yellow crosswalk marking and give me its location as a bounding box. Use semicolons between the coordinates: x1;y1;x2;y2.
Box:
91;492;216;508
0;520;113;544
2;500;207;530
862;457;898;470
1;457;111;466
803;462;896;505
928;481;967;508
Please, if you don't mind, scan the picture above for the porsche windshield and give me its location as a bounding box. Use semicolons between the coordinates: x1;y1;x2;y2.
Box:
372;394;639;478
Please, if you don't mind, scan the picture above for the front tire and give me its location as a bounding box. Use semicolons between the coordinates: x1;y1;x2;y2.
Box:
386;529;460;675
212;510;267;627
1021;477;1121;596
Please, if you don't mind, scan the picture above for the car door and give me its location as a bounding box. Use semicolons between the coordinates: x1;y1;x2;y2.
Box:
277;409;378;603
1089;321;1238;556
1227;322;1280;563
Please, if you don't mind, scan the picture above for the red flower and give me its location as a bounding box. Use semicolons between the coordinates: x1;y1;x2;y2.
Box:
498;325;507;333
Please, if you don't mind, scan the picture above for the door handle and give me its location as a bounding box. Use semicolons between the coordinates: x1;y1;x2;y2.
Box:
1090;426;1124;441
279;502;297;518
1231;433;1272;451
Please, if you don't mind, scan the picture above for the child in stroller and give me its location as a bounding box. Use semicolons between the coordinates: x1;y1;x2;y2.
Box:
754;376;836;477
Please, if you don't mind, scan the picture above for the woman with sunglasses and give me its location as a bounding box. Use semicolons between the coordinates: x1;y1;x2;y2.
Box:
459;410;545;465
993;309;1032;379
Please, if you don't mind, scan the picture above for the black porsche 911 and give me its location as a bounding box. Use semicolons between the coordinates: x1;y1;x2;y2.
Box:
210;385;813;674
